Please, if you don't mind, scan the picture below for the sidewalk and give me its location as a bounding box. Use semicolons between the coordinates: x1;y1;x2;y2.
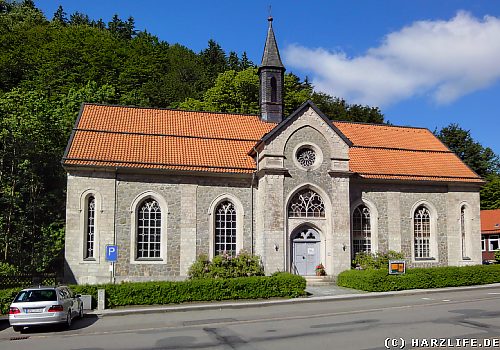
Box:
85;282;500;317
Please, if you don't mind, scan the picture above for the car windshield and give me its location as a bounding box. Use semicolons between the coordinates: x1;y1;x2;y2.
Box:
14;289;57;302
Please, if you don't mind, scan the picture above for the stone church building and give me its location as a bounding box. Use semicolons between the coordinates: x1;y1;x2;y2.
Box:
63;18;483;284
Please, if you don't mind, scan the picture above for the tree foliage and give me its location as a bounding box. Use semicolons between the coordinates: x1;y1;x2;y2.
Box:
436;124;499;178
436;124;500;209
179;68;385;123
0;1;386;273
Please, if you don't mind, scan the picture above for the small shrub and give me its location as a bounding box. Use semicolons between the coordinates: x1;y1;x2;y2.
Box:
495;250;500;263
188;250;264;279
353;250;405;270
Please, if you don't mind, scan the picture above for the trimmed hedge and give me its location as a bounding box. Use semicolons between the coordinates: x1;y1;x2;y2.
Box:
1;273;305;312
337;264;500;292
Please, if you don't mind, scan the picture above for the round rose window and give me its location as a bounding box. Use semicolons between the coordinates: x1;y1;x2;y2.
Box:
296;147;316;168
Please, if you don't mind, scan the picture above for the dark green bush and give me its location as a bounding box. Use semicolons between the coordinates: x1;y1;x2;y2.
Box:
495;250;500;262
352;250;405;270
188;251;264;279
338;264;500;292
72;273;305;309
0;288;20;315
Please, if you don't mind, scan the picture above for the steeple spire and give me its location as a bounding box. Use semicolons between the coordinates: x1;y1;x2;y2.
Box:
259;16;285;123
260;16;284;69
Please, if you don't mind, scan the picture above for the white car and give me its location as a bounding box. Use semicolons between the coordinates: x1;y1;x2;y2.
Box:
9;286;83;332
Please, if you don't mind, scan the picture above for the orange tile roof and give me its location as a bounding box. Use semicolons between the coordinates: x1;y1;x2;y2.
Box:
332;121;448;152
63;103;483;183
333;121;482;183
481;209;500;234
64;104;275;174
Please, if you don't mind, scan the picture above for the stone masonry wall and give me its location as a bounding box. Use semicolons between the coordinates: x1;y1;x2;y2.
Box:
349;180;482;267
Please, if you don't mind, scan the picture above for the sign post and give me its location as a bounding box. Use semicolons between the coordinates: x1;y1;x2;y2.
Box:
105;245;118;283
388;260;406;275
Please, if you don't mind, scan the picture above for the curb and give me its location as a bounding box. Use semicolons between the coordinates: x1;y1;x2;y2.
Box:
88;282;500;317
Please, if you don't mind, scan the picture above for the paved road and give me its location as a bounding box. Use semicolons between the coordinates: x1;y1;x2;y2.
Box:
1;287;500;350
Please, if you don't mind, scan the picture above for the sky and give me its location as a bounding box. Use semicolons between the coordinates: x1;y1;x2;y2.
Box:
34;0;500;156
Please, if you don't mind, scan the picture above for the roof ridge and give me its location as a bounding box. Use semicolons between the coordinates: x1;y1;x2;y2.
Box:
333;119;432;131
352;145;453;153
358;172;482;180
83;102;262;118
74;128;263;142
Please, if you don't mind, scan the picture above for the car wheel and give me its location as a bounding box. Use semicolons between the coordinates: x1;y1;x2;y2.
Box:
65;311;72;329
79;304;84;318
12;325;23;332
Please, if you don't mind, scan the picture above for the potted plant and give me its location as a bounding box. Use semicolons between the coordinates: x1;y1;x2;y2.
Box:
315;263;326;276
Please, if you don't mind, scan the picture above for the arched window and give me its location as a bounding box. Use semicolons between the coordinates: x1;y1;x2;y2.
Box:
288;189;325;218
85;196;95;259
352;205;371;255
414;206;431;258
461;205;469;259
270;76;277;102
137;198;161;259
215;201;237;256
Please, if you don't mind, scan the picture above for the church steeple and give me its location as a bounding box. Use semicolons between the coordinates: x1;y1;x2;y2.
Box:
259;16;285;123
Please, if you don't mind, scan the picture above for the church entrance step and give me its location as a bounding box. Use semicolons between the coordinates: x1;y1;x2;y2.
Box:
304;276;336;286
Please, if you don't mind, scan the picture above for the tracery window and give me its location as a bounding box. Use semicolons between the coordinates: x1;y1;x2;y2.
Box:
215;201;237;256
137;199;161;259
288;189;325;218
352;205;371;255
296;147;316;168
414;206;431;258
85;196;95;259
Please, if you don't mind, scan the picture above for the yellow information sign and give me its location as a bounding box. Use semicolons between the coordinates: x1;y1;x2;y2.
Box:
389;260;406;274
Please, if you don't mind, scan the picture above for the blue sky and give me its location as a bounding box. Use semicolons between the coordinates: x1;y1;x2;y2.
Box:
34;1;500;156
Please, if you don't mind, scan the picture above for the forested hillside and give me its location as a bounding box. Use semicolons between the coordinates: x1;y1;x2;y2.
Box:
0;1;497;274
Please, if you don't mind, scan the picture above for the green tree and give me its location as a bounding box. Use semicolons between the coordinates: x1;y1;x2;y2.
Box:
69;11;90;26
480;174;500;210
436;124;499;178
0;83;115;273
52;5;67;25
180;68;259;114
179;68;385;123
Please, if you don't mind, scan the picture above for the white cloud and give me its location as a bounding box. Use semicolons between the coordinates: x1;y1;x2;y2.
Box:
284;11;500;107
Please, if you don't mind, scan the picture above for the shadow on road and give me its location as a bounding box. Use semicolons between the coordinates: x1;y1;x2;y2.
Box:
0;319;10;332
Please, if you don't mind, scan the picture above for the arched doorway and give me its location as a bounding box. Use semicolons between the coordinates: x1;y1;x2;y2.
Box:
291;227;321;276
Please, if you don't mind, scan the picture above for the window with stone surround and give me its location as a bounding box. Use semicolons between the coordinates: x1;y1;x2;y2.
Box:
288;189;325;218
352;205;371;255
214;201;237;256
414;206;431;259
84;196;95;260
136;198;162;259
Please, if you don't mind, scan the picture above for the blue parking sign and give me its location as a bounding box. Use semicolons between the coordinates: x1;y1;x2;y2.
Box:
106;245;118;262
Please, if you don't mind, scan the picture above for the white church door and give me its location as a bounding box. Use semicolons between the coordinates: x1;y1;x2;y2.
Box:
292;227;321;276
